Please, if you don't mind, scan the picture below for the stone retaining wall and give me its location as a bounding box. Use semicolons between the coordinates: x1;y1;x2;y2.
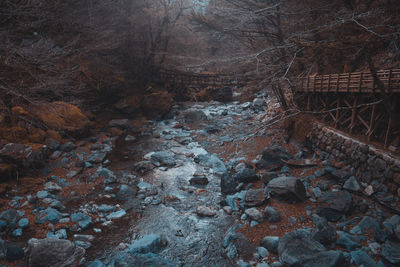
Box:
308;122;400;194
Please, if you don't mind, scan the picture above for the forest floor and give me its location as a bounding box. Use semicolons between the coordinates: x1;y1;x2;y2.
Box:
0;95;399;266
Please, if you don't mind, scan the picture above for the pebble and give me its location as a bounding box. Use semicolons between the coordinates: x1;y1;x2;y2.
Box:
106;209;126;220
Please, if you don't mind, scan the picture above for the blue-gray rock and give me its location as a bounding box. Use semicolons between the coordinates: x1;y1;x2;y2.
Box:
150;151;176;167
350;216;387;243
257;246;269;258
225;243;237;259
316;191;353;222
12;228;22;237
264;207;281;223
37;190;49;199
74;240;91;249
245;208;264;223
267;176;306;202
260;236;279;254
47;229;68;239
106;209;126;220
117;184;137;200
183;109;207;123
36;208;62;224
71;212;92;229
18;218;29;229
129;234;164;254
97;204;116;213
350;250;376;267
278;230;345;267
27;238;85;267
5;242;24;261
381;240;400;264
311;217;336;247
194;153;226;175
244;189;269;207
87;259;104;267
258;144;291;169
87;152;107;164
221;171;237;194
60;142;76;152
343;176;361;192
237;260;251;267
96;167;116;183
234;168;258;183
0;209;20;228
336;231;361;251
311;187;322;198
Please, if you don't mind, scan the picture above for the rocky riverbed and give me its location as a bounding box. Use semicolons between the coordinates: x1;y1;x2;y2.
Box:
0;95;400;266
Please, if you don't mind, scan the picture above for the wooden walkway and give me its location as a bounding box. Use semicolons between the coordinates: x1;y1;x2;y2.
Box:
296;69;400;94
295;69;400;148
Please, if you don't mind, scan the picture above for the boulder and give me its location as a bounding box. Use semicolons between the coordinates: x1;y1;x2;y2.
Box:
260;236;279;254
266;176;306;202
141;90;173;118
381;240;400;264
264;207;281;223
129;234;165;254
27;238;85;267
233;168;258;183
114;95;142;114
245;208;264;223
316;191;353;222
343;176;361;192
257;144;291;170
182;109;207;123
220;171;237;194
278;230;345;267
311;217;336;247
244;189;269;207
350;250;376;267
30;101;92;137
0;143;48;169
196;206;217;217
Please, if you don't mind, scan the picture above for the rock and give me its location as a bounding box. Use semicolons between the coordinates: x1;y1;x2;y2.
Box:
234;168;258;183
209;86;233;102
220;171;237;194
18;218;29;229
336;231;361;251
278;230;344;267
108;119;132;129
97;204;116;213
12;228;22;237
87;259;104;267
114;95;142;114
5;242;24;261
150;151;176;167
116;185;137;200
71;212;93;230
196;206;216;217
87;152;107;163
260;236;279;254
27;238;85;267
258;144;291;170
106;209;126;220
50;151;61;160
350;249;376;267
37;190;49;199
253;98;264;107
141;89;173;118
96;167;116;182
36;207;62;224
0;209;20;228
134;160;155;174
125;135;136;142
47;229;68;239
189;176;209;185
245;208;264;223
311;217;336;247
264;207;281;223
350;216;387;243
381;240;400;264
0;143;48;169
60;141;76;152
316;191;353;222
31;101;91;137
343;176;361;192
129;234;165;254
267;176;306;202
183;109;207;123
364;185;374;196
44;182;62;193
194;153;227;175
244;189;269;207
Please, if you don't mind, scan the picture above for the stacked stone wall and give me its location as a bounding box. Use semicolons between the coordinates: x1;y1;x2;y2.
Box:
308;122;400;194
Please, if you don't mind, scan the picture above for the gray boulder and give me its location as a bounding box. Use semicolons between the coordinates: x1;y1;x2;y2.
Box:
27;238;85;267
267;176;306;202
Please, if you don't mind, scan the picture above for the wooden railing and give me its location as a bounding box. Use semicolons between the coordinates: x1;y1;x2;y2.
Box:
296;69;400;93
